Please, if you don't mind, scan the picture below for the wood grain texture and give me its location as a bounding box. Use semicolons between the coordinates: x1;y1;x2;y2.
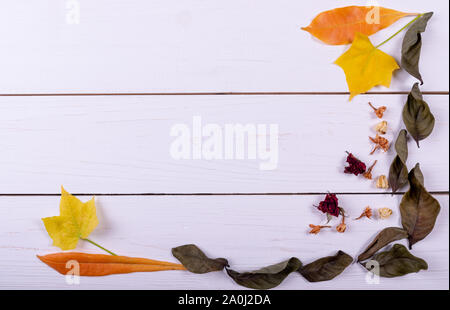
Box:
0;94;447;194
0;0;448;94
0;0;448;291
0;195;447;289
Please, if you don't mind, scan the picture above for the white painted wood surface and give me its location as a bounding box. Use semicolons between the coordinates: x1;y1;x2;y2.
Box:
0;0;448;93
0;0;448;290
0;94;448;194
0;195;448;289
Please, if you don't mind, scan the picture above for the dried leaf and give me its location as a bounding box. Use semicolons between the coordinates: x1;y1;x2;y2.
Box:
363;244;427;278
226;257;302;290
400;164;440;249
37;252;185;276
42;187;98;251
335;33;400;100
299;251;352;282
172;244;228;274
401;13;433;84
402;83;435;147
357;227;408;262
302;6;414;45
389;130;409;193
412;162;425;186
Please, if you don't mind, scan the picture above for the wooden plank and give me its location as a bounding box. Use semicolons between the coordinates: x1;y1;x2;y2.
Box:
0;0;448;93
0;194;447;289
0;94;447;194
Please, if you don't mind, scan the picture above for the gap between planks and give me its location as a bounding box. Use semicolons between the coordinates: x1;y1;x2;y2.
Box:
2;92;447;197
0;91;448;97
1;192;448;197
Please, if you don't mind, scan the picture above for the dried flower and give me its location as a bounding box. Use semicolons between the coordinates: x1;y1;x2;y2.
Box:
336;216;346;233
317;193;340;217
375;121;388;135
363;160;378;180
368;102;387;119
376;175;389;189
344;152;366;176
355;206;373;220
378;207;393;219
309;224;331;234
336;223;346;233
369;134;390;154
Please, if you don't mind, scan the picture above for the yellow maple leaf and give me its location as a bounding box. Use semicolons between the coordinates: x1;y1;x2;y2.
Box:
334;33;400;100
42;187;98;251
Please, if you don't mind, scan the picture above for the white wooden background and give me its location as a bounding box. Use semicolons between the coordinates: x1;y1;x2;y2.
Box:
0;0;448;290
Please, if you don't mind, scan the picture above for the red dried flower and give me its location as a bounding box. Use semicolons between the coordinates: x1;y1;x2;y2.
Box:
317;193;340;217
344;152;366;176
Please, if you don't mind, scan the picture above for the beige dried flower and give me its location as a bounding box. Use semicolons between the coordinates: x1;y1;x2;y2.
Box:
378;208;393;219
355;206;373;220
309;224;331;235
369;102;387;119
376;175;389;189
370;134;390;154
375;121;388;135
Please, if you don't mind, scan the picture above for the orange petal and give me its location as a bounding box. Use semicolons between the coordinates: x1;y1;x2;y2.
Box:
37;252;186;276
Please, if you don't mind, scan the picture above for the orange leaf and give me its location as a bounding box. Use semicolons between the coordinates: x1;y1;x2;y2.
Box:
302;6;416;45
37;252;186;276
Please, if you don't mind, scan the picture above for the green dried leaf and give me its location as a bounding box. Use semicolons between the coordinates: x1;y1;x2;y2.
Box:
402;83;435;147
172;244;229;274
401;12;433;84
363;244;428;278
299;251;352;282
226;257;302;290
400;164;440;249
412;163;425;186
389;130;409;193
358;227;408;262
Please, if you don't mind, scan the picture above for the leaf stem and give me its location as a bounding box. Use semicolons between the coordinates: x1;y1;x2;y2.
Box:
375;14;424;49
81;238;118;256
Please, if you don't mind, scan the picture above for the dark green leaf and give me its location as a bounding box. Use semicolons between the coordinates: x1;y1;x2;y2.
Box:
363;244;427;278
226;257;302;289
389;130;409;193
402;83;435;147
401;12;433;84
412;163;425;186
400;164;440;249
357;227;408;262
172;244;229;274
299;251;352;282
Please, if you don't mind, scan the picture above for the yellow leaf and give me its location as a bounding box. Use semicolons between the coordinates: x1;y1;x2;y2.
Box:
334;33;400;100
42;187;98;251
